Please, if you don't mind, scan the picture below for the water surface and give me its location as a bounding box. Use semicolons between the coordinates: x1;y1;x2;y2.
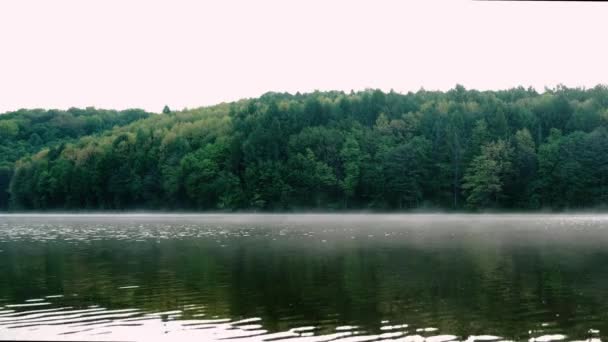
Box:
0;214;607;341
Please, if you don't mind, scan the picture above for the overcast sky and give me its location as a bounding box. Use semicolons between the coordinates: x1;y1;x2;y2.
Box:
1;0;607;113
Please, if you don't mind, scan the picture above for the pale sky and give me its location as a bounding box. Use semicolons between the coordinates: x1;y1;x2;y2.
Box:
1;0;607;113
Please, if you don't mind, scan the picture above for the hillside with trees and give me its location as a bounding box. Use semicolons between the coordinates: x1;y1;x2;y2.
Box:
7;86;608;211
0;108;150;209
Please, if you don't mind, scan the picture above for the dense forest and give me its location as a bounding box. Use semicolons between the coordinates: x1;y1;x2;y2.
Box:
5;86;608;211
0;108;150;209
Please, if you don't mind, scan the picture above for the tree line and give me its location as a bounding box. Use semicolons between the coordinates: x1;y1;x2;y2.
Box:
0;108;150;209
7;85;608;211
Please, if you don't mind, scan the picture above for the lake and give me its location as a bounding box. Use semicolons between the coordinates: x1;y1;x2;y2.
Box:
0;214;607;342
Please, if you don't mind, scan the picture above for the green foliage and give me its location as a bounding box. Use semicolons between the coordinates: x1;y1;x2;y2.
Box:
339;135;361;206
0;120;19;140
7;85;608;211
462;140;513;208
382;137;431;208
0;108;150;209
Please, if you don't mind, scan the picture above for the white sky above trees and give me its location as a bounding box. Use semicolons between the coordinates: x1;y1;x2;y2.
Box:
0;0;607;113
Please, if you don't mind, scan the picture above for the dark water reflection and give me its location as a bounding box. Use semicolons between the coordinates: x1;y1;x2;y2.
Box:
0;214;607;341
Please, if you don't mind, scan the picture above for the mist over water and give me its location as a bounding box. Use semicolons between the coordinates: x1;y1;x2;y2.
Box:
0;214;607;341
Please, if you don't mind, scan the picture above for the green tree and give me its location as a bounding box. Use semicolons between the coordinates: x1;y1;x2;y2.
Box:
339;135;361;207
510;128;538;207
382;137;431;209
463;140;513;208
287;149;336;208
0;120;18;141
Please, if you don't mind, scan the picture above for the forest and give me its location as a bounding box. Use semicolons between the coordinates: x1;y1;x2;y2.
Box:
4;85;608;211
0;108;150;209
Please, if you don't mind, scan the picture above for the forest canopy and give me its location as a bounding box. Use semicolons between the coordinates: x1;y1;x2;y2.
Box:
0;108;150;208
6;85;608;211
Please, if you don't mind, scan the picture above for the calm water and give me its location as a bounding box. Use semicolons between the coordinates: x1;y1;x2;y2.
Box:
0;214;607;342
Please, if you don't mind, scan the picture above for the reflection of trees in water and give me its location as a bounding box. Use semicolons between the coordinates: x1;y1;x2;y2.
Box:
1;236;608;339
